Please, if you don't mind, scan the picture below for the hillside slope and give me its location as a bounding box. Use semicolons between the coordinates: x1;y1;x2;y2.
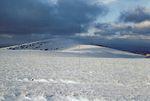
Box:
2;38;144;58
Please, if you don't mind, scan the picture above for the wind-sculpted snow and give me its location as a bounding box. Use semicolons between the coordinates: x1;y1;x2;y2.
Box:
0;50;150;101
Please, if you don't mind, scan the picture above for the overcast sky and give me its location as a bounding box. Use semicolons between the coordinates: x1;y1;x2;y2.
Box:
0;0;150;52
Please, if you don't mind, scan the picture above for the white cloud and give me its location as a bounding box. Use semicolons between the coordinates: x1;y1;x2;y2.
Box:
40;0;58;5
134;20;150;29
105;34;150;40
48;0;58;4
96;0;117;4
75;27;102;37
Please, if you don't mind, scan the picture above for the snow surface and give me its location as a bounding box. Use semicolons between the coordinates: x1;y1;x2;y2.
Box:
0;49;150;101
0;39;149;101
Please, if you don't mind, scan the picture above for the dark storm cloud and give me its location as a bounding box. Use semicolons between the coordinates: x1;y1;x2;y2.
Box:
93;21;150;39
0;0;107;35
119;7;150;23
95;23;132;36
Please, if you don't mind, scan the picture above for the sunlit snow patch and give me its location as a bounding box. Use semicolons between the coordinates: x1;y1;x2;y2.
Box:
67;96;106;101
60;79;80;84
17;78;80;85
17;78;49;83
67;96;89;101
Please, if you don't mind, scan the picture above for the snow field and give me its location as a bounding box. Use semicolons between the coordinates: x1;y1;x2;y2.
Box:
0;50;150;101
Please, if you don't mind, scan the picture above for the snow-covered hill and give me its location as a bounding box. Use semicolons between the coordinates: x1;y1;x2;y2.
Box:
62;44;144;58
5;38;79;51
3;38;144;58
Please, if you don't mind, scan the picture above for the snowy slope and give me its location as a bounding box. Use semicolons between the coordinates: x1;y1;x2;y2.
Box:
61;44;144;58
4;38;79;51
2;38;144;58
0;50;150;101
